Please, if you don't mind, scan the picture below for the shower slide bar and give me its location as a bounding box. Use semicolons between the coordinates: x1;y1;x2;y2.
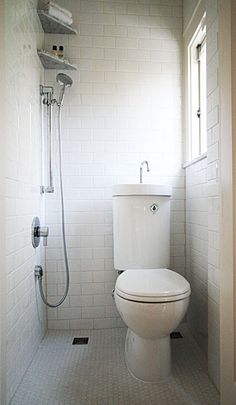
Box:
40;85;55;194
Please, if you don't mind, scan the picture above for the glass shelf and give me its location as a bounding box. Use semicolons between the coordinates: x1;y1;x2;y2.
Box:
37;10;77;35
37;50;77;70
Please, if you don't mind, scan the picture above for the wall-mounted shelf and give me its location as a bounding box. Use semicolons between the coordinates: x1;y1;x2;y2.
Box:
37;50;77;70
37;10;77;35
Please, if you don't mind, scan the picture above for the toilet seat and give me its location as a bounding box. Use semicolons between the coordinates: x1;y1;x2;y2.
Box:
115;268;191;303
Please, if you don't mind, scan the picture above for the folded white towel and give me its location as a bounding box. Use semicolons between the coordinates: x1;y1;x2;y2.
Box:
48;1;73;19
48;6;73;25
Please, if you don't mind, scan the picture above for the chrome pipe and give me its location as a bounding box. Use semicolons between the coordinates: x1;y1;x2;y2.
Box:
140;160;150;183
47;99;54;193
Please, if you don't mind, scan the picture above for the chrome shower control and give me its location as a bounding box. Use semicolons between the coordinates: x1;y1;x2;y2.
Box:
40;186;55;194
31;217;49;248
34;265;43;279
150;203;159;214
32;216;40;248
40;226;50;246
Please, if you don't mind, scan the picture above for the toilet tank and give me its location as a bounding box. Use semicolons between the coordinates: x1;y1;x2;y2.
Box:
112;184;172;271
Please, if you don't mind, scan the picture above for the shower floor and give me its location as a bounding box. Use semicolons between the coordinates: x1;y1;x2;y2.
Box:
10;325;219;405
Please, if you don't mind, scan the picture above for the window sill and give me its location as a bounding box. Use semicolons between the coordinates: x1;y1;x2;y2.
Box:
183;152;207;169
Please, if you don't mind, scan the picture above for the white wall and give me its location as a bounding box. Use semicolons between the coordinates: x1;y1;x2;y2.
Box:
4;0;47;402
43;0;185;330
206;0;220;390
183;0;199;31
183;0;220;390
186;157;208;355
0;1;6;403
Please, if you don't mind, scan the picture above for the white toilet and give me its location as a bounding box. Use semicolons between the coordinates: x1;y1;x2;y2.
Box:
112;184;191;382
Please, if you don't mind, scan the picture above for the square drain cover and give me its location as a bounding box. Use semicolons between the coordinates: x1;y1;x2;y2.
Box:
72;337;89;345
170;332;183;339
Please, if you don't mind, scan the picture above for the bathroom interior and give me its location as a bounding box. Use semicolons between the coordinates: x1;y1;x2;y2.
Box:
0;0;236;404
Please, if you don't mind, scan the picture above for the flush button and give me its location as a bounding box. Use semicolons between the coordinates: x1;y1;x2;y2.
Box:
150;203;159;214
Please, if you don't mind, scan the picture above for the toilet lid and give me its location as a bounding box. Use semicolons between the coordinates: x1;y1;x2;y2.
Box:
115;268;191;303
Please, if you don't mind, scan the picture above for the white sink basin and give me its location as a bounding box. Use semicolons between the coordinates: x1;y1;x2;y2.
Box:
112;184;172;197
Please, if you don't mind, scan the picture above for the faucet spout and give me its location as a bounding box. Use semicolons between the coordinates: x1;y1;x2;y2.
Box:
140;160;150;183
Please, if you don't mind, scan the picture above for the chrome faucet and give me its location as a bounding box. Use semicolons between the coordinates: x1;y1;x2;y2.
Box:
140;160;150;183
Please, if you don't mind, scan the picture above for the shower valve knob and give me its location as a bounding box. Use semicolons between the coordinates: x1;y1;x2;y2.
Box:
32;217;49;248
40;227;49;246
39;226;49;238
38;226;49;247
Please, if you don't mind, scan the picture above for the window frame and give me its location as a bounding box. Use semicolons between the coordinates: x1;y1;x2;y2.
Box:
188;21;206;161
183;2;207;164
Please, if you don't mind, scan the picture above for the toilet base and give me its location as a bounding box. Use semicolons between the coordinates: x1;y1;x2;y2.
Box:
125;329;171;382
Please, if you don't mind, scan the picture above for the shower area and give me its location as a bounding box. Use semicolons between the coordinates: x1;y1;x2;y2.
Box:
2;0;187;401
3;1;122;400
2;1;76;399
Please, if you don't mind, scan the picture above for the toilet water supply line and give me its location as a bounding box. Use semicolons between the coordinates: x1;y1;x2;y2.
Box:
37;74;72;308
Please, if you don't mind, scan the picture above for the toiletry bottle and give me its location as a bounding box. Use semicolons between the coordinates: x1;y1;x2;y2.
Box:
58;45;64;59
52;45;58;56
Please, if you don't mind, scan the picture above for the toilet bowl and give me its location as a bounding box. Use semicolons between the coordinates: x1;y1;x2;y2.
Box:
114;268;191;382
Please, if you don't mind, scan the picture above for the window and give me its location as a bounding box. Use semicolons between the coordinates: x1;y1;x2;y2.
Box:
188;15;206;161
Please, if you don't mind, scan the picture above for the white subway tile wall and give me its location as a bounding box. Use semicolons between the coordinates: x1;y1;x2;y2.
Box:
44;0;185;330
206;0;220;390
184;0;220;390
186;158;208;356
5;0;46;402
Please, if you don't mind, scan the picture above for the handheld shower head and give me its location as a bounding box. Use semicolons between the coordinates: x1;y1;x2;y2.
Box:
56;73;73;106
56;73;73;87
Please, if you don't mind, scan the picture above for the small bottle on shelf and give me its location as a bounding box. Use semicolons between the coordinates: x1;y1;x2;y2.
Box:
58;45;64;59
51;45;58;57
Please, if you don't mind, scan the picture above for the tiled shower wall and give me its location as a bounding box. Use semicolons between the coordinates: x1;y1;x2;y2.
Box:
186;157;208;356
206;0;220;390
183;0;220;390
44;0;185;330
0;2;6;403
5;0;46;402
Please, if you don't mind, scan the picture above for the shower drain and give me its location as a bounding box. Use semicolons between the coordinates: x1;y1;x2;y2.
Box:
72;337;89;345
170;332;183;339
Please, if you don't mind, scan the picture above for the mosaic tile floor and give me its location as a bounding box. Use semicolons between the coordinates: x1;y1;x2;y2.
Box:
10;325;219;405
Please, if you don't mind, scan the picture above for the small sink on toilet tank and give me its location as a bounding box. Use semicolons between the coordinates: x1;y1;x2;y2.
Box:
112;184;172;197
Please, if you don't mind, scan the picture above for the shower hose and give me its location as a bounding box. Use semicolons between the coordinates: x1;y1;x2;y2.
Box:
38;104;70;308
